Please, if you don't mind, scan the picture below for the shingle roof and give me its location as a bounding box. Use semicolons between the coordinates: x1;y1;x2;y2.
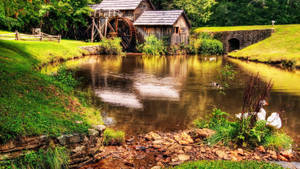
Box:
133;10;188;26
90;0;143;10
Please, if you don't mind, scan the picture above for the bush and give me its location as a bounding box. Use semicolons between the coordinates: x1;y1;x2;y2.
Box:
195;109;293;149
103;128;125;146
52;65;78;91
188;33;223;55
0;147;69;169
264;132;293;150
172;160;283;169
138;35;166;56
98;38;124;55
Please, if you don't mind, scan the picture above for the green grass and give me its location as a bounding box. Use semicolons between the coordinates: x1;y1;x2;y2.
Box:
103;128;125;146
0;36;102;143
195;25;300;67
172;160;283;169
0;147;69;169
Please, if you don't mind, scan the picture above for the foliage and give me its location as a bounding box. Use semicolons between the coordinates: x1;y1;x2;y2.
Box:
172;160;283;169
264;132;293;150
98;38;124;55
0;147;69;169
188;33;223;55
103;128;125;146
139;35;166;56
52;65;78;91
194;109;293;149
172;0;216;26
217;64;236;94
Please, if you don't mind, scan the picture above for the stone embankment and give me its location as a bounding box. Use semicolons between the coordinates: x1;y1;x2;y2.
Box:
0;125;106;168
82;129;297;169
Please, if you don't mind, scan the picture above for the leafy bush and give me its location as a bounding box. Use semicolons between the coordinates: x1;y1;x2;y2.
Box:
195;109;293;149
172;160;283;169
103;128;125;146
264;132;293;150
138;35;166;56
281;59;296;70
98;38;124;55
52;65;78;91
188;33;223;55
0;147;69;169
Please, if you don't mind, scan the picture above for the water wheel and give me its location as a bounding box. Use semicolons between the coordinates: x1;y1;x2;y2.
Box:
107;17;136;50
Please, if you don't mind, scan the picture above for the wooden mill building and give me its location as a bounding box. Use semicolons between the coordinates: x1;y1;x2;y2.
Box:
90;0;190;50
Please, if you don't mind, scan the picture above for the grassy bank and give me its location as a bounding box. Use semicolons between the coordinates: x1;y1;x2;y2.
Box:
0;38;103;143
173;160;283;169
195;25;300;67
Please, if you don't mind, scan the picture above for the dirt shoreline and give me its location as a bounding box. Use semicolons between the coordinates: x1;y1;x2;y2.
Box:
81;129;299;169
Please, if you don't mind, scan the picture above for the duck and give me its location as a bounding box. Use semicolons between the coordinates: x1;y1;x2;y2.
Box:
256;100;268;121
235;100;268;120
266;112;282;129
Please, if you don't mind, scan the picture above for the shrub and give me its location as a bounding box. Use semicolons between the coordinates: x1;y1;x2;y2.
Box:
264;132;293;150
138;35;166;56
0;147;69;169
281;59;296;70
195;109;293;149
188;33;223;55
52;65;78;91
103;128;125;146
98;38;123;55
172;160;283;169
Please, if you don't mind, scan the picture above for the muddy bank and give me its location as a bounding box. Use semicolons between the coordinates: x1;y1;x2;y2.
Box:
82;129;298;169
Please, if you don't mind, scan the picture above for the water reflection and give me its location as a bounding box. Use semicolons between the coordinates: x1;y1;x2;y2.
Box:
43;55;300;144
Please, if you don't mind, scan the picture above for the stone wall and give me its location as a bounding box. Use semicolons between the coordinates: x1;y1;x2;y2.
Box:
0;125;106;169
212;29;274;53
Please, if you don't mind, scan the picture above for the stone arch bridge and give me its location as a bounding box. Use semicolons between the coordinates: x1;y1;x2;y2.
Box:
211;29;274;53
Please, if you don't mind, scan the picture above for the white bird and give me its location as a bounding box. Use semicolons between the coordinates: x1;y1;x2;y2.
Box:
266;112;282;129
256;100;268;121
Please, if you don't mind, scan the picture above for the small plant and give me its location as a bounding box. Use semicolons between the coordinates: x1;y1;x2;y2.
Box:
138;35;166;56
98;38;124;55
103;128;125;146
52;65;78;91
217;64;236;94
281;59;296;70
264;132;293;150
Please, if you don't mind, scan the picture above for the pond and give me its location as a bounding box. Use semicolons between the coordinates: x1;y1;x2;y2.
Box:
43;55;300;145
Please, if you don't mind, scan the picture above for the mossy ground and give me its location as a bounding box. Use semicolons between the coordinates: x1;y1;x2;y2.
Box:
195;25;300;67
0;37;102;143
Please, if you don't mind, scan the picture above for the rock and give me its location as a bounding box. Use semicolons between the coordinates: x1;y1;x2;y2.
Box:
177;154;190;161
151;166;161;169
174;132;194;145
145;132;161;141
57;135;69;145
189;128;216;139
72;146;86;153
200;147;206;153
69;134;81;144
184;146;193;152
153;144;161;149
88;129;99;136
153;140;163;145
216;150;227;159
280;149;293;159
278;154;288;162
257;146;266;153
237;148;244;156
268;150;277;160
92;125;106;133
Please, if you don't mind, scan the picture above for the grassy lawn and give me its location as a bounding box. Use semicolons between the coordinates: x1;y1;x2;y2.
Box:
195;25;300;67
173;160;283;169
0;37;102;143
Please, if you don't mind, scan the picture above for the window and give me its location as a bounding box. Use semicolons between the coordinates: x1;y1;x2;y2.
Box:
174;27;179;34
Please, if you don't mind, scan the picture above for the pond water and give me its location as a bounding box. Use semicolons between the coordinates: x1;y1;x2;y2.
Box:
43;55;300;145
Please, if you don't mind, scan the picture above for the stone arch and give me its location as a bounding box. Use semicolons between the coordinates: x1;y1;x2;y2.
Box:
228;38;240;52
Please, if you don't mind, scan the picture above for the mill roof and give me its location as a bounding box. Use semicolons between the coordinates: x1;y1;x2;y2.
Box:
90;0;153;10
133;10;190;27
